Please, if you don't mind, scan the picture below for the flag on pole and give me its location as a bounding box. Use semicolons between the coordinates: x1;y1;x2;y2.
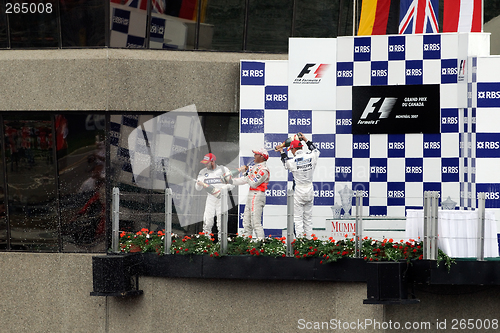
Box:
358;0;400;35
443;0;482;32
399;0;439;34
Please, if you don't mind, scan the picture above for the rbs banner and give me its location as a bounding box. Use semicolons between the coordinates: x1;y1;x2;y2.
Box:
351;84;440;134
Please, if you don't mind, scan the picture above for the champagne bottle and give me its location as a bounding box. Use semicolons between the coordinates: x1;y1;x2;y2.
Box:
220;169;241;184
274;133;300;151
201;182;221;199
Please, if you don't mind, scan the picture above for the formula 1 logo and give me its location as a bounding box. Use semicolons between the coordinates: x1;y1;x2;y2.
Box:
293;63;330;84
357;97;397;125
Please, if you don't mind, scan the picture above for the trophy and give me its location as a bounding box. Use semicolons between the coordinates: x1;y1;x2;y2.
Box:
274;133;301;151
441;196;457;210
331;202;342;219
338;185;354;219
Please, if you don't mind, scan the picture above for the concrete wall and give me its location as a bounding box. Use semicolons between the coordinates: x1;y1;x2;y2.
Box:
2;253;500;333
0;49;287;113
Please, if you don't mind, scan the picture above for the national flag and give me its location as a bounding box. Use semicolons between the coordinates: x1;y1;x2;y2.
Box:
110;0;166;14
443;0;482;32
399;0;439;34
358;0;400;35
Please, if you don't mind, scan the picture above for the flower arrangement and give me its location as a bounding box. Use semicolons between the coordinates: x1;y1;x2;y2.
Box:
119;230;455;270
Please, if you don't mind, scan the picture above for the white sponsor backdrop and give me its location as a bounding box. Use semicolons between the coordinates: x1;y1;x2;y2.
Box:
240;33;500;239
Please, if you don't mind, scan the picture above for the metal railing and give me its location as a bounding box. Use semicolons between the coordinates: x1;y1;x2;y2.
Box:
111;187;494;261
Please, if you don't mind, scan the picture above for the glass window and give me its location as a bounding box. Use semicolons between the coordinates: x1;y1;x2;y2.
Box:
57;114;106;252
293;0;340;38
4;115;58;251
0;1;8;48
0;119;6;248
204;0;245;52
110;0;147;48
245;0;293;53
59;0;106;47
109;112;239;239
7;0;59;48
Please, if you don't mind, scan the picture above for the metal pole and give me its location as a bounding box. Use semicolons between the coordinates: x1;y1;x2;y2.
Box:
111;187;120;253
423;191;433;260
164;188;172;254
220;188;228;254
355;190;363;258
352;0;356;36
286;189;295;257
430;192;439;260
477;192;486;261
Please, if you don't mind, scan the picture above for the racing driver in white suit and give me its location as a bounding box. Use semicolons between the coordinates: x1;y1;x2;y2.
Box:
232;148;270;239
195;153;234;236
277;133;320;238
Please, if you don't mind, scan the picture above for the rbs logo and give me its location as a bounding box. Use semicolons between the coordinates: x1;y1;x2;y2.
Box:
314;190;335;197
442;117;458;124
370;166;386;174
478;91;500;99
388;44;404;52
442;166;459;174
319;142;334;150
289;118;311;126
337;70;353;78
265;189;286;197
424;43;440;51
406;68;422;76
389;142;404;149
336;118;352;126
388;190;405;198
442;67;458;75
242;69;263;77
485;192;500;200
241;118;263;125
406;166;422;174
353;142;369;149
355;45;370;53
424;142;440;149
371;69;387;77
335;166;351;174
477;141;500;149
265;94;287;102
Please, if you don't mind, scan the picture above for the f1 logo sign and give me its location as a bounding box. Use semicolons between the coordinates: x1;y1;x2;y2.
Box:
297;63;330;78
360;97;397;119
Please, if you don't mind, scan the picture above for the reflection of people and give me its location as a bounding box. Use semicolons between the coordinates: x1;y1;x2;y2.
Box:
278;133;320;238
232;148;270;239
195;153;233;236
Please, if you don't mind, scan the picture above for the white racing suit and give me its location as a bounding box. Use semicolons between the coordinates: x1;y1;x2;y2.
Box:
195;165;234;235
281;141;320;238
233;162;270;239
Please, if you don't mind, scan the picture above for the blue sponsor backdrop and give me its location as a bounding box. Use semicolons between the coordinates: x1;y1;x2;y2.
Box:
241;62;265;86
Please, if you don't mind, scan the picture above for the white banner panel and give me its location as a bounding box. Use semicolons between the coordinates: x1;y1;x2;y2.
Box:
288;38;336;110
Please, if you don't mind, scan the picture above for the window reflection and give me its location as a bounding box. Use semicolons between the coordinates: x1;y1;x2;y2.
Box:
59;0;106;47
109;113;239;238
0;1;8;48
245;0;293;53
7;0;59;48
4;115;57;251
58;114;106;252
204;0;244;52
0;139;6;248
